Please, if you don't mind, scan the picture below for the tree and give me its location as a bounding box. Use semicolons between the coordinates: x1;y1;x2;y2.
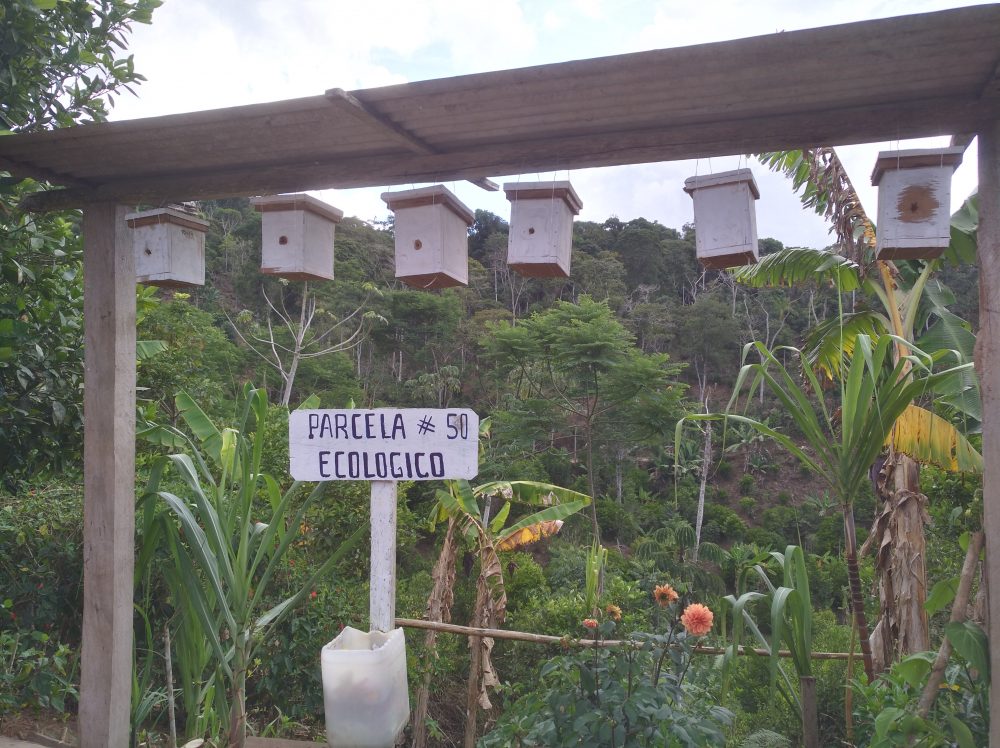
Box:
230;280;379;406
682;335;979;681
1;0;159;133
483;295;686;542
744;147;982;670
0;0;158;479
412;478;590;748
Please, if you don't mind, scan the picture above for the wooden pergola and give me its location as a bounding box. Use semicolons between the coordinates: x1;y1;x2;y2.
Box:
2;5;1000;746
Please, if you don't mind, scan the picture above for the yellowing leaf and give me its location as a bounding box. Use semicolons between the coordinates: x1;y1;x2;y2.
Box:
888;405;982;473
496;519;563;551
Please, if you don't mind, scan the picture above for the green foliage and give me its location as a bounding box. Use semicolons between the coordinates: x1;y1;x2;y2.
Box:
0;202;83;479
480;609;732;747
1;0;158;479
1;0;159;132
852;625;989;748
723;546;814;713
0;628;77;713
138;385;365;744
737;474;755;495
0;481;83;639
137;299;247;422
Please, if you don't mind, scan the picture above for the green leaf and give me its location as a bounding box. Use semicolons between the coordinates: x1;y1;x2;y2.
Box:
731;247;862;292
894;652;933;688
924;577;958;615
175;390;223;465
947;714;976;748
136;339;167;360
945;620;989;680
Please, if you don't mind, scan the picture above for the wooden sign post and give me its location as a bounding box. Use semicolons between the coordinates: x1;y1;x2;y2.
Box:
289;408;479;631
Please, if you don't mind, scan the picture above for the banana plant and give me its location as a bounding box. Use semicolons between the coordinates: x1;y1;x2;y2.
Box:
678;334;979;681
738;148;982;668
413;478;590;748
139;385;364;748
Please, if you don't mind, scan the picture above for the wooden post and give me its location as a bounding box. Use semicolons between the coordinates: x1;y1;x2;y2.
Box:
370;481;397;632
79;203;136;748
800;676;819;748
977;120;1000;747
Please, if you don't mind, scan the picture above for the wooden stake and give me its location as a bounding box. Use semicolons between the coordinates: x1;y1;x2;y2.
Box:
917;530;984;717
976;120;1000;747
394;617;855;659
800;675;819;748
79;203;135;748
370;481;397;632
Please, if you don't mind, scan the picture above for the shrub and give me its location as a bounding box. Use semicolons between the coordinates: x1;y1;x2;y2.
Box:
739;496;756;517
0;628;77;713
715;459;733;480
483;595;732;746
596;498;642;545
0;482;83;642
738;474;755;495
777;491;792;506
704;504;746;542
761;506;800;544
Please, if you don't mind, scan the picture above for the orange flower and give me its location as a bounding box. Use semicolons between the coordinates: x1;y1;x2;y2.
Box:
605;604;622;622
680;603;714;636
582;618;598;629
653;584;679;606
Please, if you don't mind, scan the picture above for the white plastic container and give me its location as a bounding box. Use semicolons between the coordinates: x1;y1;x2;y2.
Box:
322;626;409;748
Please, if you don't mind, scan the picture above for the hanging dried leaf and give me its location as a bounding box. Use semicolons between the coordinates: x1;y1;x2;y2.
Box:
886;404;982;473
496;519;564;551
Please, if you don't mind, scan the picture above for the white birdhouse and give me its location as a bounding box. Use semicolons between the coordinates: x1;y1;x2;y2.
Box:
872;147;964;261
251;194;343;280
504;181;582;278
127;206;209;287
683;169;760;269
381;185;474;289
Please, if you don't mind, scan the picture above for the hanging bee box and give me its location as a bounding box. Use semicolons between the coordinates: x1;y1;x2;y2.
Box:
381;185;474;289
126;206;209;287
251;194;343;280
504;181;582;278
683;169;760;269
871;147;964;260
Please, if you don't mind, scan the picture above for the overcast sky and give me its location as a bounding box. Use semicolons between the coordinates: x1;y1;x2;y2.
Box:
109;0;987;249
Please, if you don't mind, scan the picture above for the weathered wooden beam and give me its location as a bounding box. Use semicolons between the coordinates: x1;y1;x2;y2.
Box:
0;154;89;187
79;203;135;748
978;119;1000;748
370;481;397;632
950;133;976;150
326;87;437;155
469;177;499;192
21;94;999;213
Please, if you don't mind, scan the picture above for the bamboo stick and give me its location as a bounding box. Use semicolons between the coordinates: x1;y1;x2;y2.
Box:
394;617;854;660
916;530;984;717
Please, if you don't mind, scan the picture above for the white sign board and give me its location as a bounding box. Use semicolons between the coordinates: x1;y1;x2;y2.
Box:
289;408;479;481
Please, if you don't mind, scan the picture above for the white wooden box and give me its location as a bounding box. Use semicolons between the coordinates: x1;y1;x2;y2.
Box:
872;147;964;261
126;207;209;287
382;185;474;289
251;194;343;280
504;181;582;278
683;169;760;269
